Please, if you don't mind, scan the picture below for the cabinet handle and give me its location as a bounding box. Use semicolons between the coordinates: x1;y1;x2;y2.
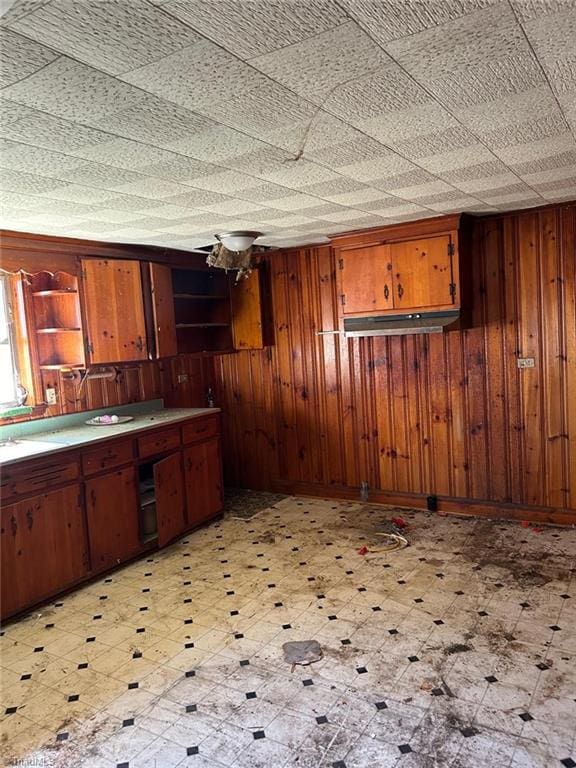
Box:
383;285;389;301
397;283;404;299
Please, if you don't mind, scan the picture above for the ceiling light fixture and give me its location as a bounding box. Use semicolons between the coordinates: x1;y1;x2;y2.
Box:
216;231;261;252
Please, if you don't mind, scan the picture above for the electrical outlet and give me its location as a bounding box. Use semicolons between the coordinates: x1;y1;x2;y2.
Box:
45;387;57;405
517;357;535;369
177;373;189;383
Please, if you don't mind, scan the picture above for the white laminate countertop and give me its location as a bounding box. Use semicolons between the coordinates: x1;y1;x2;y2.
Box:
0;408;220;467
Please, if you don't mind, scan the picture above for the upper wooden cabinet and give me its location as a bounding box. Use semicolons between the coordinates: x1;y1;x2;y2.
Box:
333;215;464;318
143;262;178;359
80;258;148;364
171;265;265;354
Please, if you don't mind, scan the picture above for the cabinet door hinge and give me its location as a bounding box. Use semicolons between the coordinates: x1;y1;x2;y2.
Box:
340;294;346;306
86;339;94;354
338;258;344;270
449;282;456;298
447;242;455;256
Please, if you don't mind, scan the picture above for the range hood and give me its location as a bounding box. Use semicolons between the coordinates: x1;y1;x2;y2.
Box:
343;309;460;338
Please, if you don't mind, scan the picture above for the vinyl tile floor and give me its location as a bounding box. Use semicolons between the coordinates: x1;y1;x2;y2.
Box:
1;496;576;768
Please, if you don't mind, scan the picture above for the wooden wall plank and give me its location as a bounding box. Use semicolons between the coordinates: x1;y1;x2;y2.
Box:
214;202;576;519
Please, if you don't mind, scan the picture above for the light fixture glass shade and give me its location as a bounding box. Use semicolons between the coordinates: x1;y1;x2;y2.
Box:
217;231;261;251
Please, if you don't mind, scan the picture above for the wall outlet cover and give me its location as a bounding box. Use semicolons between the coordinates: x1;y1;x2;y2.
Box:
517;358;535;368
45;387;57;405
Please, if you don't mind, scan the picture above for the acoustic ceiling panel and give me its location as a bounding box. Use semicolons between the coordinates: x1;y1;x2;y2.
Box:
0;0;574;248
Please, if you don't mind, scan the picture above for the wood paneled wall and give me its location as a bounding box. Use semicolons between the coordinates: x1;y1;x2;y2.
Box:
214;202;576;524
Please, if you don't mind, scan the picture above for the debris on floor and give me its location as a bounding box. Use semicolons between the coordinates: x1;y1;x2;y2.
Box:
357;517;409;554
282;639;323;667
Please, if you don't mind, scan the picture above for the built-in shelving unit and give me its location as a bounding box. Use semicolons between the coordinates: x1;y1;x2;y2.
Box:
171;267;233;354
29;272;86;369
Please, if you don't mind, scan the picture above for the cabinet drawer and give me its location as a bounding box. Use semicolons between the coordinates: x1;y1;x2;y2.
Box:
1;457;79;501
82;441;133;476
182;416;219;445
138;428;180;459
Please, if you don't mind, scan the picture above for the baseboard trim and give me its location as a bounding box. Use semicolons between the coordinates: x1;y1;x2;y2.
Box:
269;480;576;526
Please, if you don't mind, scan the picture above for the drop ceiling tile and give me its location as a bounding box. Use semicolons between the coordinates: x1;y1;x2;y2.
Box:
0;28;59;88
390;126;479;161
162;190;232;209
258;213;318;228
325;188;397;207
521;163;576;185
121;38;267;110
340;0;498;44
356;195;414;211
300;177;366;198
357;102;456;146
338;153;422;182
258;160;341;188
1;168;70;194
324;62;430;123
223;145;295;175
496;132;575;166
260;194;325;212
479;113;568;150
0;98;35;127
88;194;173;212
479;190;545;206
184;170;261;194
233;183;297;203
10;0;200;75
250;22;391;105
521;6;576;88
289;203;348;217
89;96;214;147
0;140;87;177
1;56;148;123
36;185;125;204
456;86;563;134
360;202;429;218
511;149;576;176
418;144;495;173
452;172;523;193
55;161;146;190
0;0;49;27
197;81;317;146
0;108;110;152
71;138;175;169
200;198;266;216
171;126;272;166
112;176;200;199
124;203;199;220
441;160;511;183
388;180;456;199
424;195;486;212
164;0;346;59
368;169;438;190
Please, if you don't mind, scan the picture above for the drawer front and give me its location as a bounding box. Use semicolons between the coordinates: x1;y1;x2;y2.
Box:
138;428;180;459
1;457;79;501
182;415;219;445
82;441;133;476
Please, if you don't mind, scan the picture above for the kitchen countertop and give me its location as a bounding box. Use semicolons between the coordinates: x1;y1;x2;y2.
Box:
0;407;220;467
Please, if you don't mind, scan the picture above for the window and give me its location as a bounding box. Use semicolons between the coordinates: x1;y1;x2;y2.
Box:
0;275;21;407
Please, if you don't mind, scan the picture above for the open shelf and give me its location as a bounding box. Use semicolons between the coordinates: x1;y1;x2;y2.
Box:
172;267;233;354
29;272;86;370
32;289;78;296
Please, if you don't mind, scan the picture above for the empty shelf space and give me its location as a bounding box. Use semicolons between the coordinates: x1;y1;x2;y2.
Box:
174;294;227;300
175;322;230;328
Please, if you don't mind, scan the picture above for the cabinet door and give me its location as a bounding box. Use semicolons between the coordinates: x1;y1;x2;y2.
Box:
339;245;392;316
149;263;177;358
391;235;455;310
85;466;141;571
155;453;187;547
81;258;148;363
230;269;264;349
183;437;223;528
1;485;88;618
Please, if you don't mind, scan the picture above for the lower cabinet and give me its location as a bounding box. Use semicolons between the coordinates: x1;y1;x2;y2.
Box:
184;436;223;527
1;484;88;617
138;452;188;548
85;465;141;572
